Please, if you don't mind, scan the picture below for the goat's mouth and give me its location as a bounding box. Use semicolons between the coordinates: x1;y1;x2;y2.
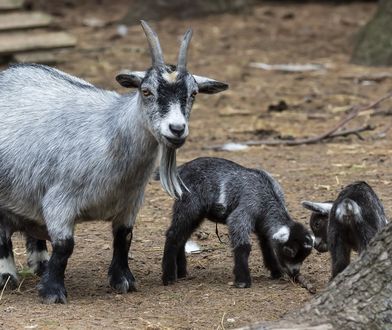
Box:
163;136;186;148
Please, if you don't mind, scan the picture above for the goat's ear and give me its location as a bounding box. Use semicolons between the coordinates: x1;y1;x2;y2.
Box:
283;245;298;258
193;75;228;94
302;201;332;215
116;71;146;88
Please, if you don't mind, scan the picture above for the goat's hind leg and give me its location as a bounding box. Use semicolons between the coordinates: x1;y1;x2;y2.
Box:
25;236;49;276
227;210;253;288
0;230;18;289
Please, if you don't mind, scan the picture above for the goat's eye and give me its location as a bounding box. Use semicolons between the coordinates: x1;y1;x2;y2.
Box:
191;91;197;98
142;88;152;97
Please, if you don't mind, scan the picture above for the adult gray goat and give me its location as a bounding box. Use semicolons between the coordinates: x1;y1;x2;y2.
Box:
0;21;228;304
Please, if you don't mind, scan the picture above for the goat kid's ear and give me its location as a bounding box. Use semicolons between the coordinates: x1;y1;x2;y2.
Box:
116;71;146;88
193;75;228;94
302;201;332;215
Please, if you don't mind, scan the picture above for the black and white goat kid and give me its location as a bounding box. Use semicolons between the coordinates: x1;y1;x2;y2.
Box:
161;157;314;288
302;181;388;278
0;21;227;303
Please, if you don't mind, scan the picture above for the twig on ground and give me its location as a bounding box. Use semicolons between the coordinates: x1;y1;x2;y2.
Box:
204;91;392;151
0;276;11;302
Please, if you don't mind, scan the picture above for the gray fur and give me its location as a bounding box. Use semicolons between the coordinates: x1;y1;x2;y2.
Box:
0;21;228;302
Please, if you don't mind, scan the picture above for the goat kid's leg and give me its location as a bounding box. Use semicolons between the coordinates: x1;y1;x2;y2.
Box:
233;244;252;288
228;210;253;288
108;224;136;293
25;236;49;276
256;232;283;279
0;232;18;289
329;237;351;279
162;201;203;286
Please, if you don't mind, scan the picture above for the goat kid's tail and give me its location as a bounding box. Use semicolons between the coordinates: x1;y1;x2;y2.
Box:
335;198;363;223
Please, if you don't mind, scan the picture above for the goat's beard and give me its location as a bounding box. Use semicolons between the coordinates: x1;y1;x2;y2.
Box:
159;145;188;199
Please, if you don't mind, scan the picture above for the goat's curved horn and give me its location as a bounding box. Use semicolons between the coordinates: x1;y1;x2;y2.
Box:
140;20;164;67
177;28;193;72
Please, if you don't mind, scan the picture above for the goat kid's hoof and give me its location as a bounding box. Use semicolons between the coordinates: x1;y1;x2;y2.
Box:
0;273;19;290
38;283;67;304
109;269;137;293
234;281;251;289
162;272;177;286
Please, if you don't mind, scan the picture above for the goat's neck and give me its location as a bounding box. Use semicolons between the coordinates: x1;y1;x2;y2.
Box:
110;92;159;171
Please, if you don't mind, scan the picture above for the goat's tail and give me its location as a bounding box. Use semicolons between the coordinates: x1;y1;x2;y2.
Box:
158;145;189;199
335;198;363;223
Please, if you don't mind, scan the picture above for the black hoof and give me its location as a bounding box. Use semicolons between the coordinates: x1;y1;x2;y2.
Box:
38;281;67;304
177;269;187;279
109;268;136;293
0;273;19;290
234;281;251;288
162;271;177;286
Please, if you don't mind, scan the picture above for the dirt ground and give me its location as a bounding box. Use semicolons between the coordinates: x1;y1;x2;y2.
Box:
1;1;392;329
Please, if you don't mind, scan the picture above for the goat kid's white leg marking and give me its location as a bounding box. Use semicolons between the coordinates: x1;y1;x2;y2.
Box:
336;199;362;222
0;256;17;277
160;102;188;139
27;250;49;272
272;226;290;243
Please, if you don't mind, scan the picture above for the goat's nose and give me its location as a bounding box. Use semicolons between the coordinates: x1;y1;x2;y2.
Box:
169;123;186;137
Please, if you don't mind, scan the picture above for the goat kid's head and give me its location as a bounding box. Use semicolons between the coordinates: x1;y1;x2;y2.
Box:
272;223;314;278
302;201;331;253
116;21;228;199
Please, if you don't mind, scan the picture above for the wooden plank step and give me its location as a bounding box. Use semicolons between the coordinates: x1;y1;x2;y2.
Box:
0;0;24;11
0;32;76;56
0;12;52;31
13;50;64;64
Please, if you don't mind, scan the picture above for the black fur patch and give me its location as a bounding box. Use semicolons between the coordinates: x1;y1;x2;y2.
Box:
156;72;189;117
108;226;136;292
38;238;74;304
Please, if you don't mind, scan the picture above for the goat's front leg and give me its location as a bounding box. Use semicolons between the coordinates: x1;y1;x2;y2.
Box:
109;209;137;293
38;192;75;304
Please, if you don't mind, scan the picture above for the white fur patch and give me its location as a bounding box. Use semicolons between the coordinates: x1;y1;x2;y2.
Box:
218;180;226;206
0;256;17;277
185;240;201;254
272;226;290;243
162;71;178;83
160;102;188;139
336;199;362;222
27;250;49;272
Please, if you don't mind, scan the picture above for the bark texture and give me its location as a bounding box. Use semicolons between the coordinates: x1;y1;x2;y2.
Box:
121;0;256;24
351;0;392;66
243;222;392;330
